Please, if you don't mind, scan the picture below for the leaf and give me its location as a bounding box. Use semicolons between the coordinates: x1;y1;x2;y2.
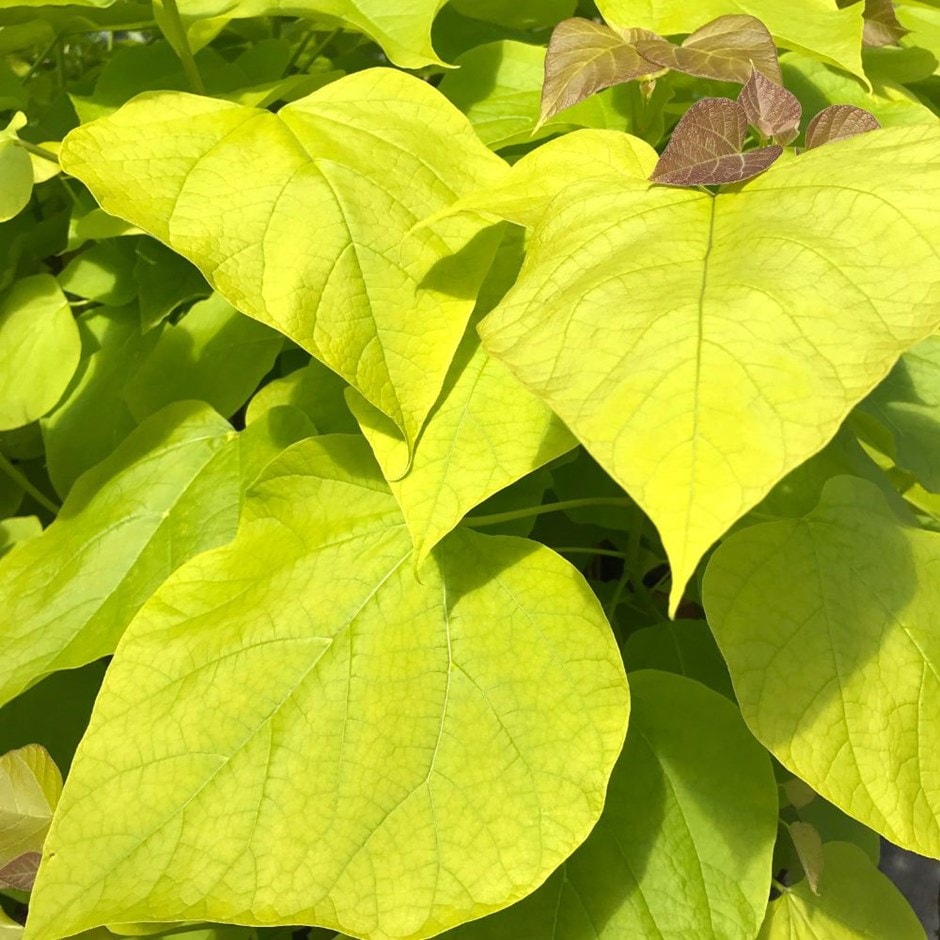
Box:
0;113;32;223
477;124;940;612
0;403;307;708
0;745;62;892
0;516;41;558
58;238;139;307
24;436;629;940
596;0;867;84
428;670;777;940
780;50;936;128
539;18;662;125
795;796;881;865
0;912;21;940
860;0;909;46
41;305;160;498
739;66;802;144
858;335;940;491
123;293;282;422
703;476;940;856
636;14;783;84
0;275;80;432
134;239;210;332
651;97;782;184
788;821;823;894
804;104;880;148
758;842;924;938
448;0;575;30
60;71;507;459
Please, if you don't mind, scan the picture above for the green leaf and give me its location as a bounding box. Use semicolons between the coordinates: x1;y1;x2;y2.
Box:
449;0;575;30
134;239;210;333
703;476;940;856
477;124;940;611
858;335;940;491
41;305;159;498
430;670;777;940
787;821;823;895
780;50;937;128
650;97;782;185
622;618;735;697
758;842;924;938
636;14;783;84
804;104;880;148
0;516;41;558
0;275;80;432
0;403;306;708
0;910;22;938
0;113;32;224
539;18;663;125
596;0;867;83
795;795;881;865
24;436;629;940
123;293;282;422
0;745;62;892
58;239;139;307
60;71;507;459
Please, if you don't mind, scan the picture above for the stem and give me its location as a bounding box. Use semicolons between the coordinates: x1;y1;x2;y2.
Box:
463;497;632;529
555;547;628;560
15;140;59;164
25;36;58;83
772;878;789;894
299;27;340;71
159;0;205;94
0;454;60;515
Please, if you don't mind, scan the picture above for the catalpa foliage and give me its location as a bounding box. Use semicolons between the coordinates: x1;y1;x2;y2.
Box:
0;2;937;940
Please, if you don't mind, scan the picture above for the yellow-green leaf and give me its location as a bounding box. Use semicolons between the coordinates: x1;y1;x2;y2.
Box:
59;71;507;460
704;476;940;856
477;125;940;610
24;436;629;940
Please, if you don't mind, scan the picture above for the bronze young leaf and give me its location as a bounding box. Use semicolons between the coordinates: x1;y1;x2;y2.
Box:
738;66;802;145
805;104;881;149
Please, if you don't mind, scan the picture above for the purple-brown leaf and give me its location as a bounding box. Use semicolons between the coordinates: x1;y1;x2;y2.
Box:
539;18;664;126
839;0;909;46
804;105;881;150
739;67;802;145
636;15;783;86
0;852;41;892
651;97;782;186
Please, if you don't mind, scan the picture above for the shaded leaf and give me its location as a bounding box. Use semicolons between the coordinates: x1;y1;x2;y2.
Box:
0;275;80;432
704;477;940;856
0;113;32;224
539;17;662;125
0;516;41;558
60;71;507;458
651;97;782;185
759;842;924;938
804;104;880;149
133;239;210;333
24;436;629;940
637;14;782;84
788;821;823;894
476;124;940;612
431;670;777;940
858;335;940;491
596;0;867;83
0;745;62;891
0;403;307;707
449;0;574;30
58;238;139;307
861;0;909;47
739;66;802;144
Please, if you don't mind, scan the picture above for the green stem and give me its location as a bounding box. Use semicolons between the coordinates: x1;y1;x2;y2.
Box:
159;0;205;94
772;878;789;894
300;27;340;71
25;36;58;83
0;454;60;515
15;140;59;164
463;497;632;529
555;547;628;560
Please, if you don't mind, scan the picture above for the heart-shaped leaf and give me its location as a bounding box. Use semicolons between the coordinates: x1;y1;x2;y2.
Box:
24;436;629;940
474;124;940;612
59;70;507;458
804;104;880;149
738;66;802;144
636;14;782;84
539;18;662;125
651;97;782;186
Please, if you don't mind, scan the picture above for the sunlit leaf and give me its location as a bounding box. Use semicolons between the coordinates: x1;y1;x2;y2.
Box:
739;66;802;143
787;821;823;894
704;476;940;856
24;435;629;940
0;275;80;432
476;124;940;611
0;113;32;224
804;103;881;148
758;842;924;938
60;71;507;459
636;14;782;84
651;97;782;184
539;18;662;125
